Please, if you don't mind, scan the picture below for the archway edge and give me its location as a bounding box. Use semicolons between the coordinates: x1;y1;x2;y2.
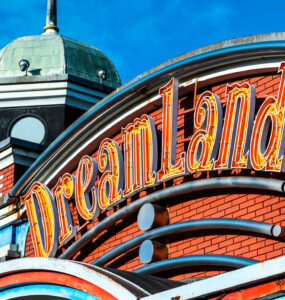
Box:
0;271;115;300
0;257;150;299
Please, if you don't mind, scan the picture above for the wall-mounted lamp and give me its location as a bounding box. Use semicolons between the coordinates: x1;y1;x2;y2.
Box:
97;69;106;80
19;59;30;76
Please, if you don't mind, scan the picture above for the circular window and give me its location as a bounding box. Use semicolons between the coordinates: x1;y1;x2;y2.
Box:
10;117;45;144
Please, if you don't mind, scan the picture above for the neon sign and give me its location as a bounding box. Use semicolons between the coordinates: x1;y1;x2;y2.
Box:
21;62;285;257
251;63;285;172
187;91;222;173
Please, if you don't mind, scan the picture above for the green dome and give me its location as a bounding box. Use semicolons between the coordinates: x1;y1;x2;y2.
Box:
0;34;121;89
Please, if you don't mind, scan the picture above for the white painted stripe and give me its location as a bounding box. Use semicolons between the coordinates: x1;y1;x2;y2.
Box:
0;148;12;160
199;62;280;82
0;212;19;228
0;154;15;170
0;205;10;216
0;98;66;108
142;256;285;300
0;81;106;99
0;146;41;171
0;82;68;92
0;89;67;100
180;62;279;87
0;258;147;299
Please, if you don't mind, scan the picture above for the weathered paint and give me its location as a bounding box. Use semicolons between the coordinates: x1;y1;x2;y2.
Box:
141;256;285;299
0;271;116;300
0;284;99;300
0;257;150;299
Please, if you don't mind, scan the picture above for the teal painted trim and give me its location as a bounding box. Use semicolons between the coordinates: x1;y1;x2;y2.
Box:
0;225;15;247
9;40;285;198
0;222;29;256
15;221;29;257
0;283;100;300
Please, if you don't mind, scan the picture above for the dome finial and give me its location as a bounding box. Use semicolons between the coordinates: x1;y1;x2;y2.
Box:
43;0;59;34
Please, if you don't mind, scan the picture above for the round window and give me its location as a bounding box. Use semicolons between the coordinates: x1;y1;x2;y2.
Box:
10;117;45;144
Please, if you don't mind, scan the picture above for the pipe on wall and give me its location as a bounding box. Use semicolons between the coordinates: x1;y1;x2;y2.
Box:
133;255;259;275
59;176;285;259
93;218;283;266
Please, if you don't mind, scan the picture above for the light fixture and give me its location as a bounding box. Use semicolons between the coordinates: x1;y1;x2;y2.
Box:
19;59;30;76
97;69;106;80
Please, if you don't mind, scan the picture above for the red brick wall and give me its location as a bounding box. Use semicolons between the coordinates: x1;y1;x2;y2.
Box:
25;230;35;257
0;165;16;197
0;164;28;198
25;72;285;281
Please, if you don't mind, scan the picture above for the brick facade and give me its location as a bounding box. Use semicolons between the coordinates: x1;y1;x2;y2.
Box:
24;72;285;281
0;164;29;199
0;165;16;198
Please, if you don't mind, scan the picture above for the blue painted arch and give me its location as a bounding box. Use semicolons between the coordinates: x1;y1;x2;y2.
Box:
0;283;99;300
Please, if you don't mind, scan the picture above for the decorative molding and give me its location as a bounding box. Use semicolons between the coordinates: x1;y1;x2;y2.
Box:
0;141;41;171
0;80;106;110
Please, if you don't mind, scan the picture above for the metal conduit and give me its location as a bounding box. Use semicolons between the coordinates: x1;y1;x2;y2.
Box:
9;41;285;198
59;177;285;259
92;219;283;266
133;255;259;275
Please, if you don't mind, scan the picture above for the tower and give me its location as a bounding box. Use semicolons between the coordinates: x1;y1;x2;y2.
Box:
0;0;121;201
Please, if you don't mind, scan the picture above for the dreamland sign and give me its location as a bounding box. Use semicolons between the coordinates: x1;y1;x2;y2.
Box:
21;62;285;257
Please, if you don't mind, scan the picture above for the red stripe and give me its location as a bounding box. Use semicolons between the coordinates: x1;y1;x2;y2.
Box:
0;271;117;300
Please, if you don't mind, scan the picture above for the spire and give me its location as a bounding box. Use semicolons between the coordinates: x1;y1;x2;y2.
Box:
43;0;59;34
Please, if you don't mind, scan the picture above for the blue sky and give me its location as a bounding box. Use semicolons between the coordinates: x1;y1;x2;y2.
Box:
0;0;284;83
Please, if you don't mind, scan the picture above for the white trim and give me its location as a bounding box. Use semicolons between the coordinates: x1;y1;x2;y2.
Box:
199;62;279;82
0;258;147;299
0;148;15;170
0;80;106;110
0;147;12;160
0;90;66;100
0;212;19;228
0;82;68;92
0;98;66;108
0;205;11;216
180;62;279;87
142;256;285;300
0;146;40;170
0;244;17;258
